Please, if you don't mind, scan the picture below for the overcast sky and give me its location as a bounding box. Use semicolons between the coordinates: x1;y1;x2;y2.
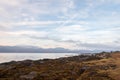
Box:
0;0;120;51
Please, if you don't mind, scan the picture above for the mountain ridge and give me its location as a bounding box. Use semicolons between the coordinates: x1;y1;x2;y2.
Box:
0;45;99;53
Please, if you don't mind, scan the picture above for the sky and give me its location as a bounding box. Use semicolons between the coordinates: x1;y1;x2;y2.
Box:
0;0;120;51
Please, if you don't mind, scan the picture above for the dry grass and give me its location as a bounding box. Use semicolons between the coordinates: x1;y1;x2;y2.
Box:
108;52;120;80
81;52;120;80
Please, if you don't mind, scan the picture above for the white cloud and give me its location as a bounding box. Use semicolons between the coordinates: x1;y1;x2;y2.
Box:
0;0;76;21
0;20;87;30
0;21;62;29
0;30;48;37
0;0;22;6
55;24;87;34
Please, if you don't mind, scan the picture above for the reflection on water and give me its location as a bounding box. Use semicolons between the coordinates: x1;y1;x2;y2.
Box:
0;53;78;63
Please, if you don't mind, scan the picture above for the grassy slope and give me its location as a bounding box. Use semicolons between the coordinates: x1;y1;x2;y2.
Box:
81;52;120;80
109;52;120;80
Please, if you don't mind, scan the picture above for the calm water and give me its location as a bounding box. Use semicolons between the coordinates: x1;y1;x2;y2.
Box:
0;53;79;63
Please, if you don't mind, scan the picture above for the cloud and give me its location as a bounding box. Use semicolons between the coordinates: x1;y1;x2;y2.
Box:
0;0;76;21
0;30;48;37
0;0;120;51
23;32;120;51
55;24;87;34
76;42;120;51
0;21;63;30
25;34;77;43
0;20;87;31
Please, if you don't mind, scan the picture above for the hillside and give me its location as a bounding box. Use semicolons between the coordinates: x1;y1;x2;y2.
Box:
0;52;120;80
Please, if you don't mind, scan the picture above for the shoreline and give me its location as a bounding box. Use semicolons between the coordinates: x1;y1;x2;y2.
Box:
0;51;119;80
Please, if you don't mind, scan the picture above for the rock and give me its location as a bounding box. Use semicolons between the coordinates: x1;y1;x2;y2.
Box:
78;66;89;75
20;71;37;80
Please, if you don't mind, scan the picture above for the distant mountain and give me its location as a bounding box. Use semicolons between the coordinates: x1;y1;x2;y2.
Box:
0;46;100;53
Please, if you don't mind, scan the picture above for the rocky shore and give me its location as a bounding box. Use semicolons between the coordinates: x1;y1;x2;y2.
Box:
0;51;120;80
